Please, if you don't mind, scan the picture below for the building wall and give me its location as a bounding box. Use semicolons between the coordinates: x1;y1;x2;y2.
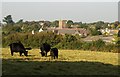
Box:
59;20;67;29
59;20;63;29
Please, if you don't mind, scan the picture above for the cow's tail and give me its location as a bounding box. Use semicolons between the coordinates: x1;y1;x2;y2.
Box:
25;47;32;50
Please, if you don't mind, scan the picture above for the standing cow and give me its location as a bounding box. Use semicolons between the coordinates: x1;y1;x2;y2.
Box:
50;48;58;59
40;43;51;57
9;42;31;56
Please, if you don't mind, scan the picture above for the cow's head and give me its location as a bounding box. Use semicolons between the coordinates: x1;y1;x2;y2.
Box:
24;51;28;56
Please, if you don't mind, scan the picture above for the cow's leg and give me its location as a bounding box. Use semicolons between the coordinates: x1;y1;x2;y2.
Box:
54;56;55;59
11;51;13;56
24;51;28;56
56;52;58;59
19;52;22;56
45;52;47;57
56;55;58;59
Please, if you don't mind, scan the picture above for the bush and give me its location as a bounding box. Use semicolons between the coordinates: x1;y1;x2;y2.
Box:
2;32;63;48
2;25;22;35
2;31;118;53
90;29;102;36
82;42;92;50
91;39;105;51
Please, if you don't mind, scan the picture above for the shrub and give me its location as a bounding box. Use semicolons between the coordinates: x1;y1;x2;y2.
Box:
82;42;92;50
91;39;105;51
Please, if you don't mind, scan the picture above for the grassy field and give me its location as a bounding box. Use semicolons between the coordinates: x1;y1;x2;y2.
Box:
2;48;120;75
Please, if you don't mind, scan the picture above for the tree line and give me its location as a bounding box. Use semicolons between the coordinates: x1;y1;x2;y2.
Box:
2;31;119;53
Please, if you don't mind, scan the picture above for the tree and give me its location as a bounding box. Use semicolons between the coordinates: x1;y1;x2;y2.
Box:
66;20;73;28
44;21;51;27
3;15;14;25
111;24;115;29
64;34;77;42
114;21;119;26
117;24;120;28
90;29;102;36
75;22;83;28
51;20;59;27
111;21;120;29
95;21;104;30
2;25;22;35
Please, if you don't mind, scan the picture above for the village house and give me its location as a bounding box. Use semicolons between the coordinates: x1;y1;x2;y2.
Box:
100;28;118;36
46;20;89;37
47;28;89;37
32;30;35;35
33;20;89;36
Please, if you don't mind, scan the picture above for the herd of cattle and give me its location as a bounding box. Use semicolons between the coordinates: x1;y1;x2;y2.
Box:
8;41;58;59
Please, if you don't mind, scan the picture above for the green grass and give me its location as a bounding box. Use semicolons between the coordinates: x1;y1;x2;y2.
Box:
2;48;120;75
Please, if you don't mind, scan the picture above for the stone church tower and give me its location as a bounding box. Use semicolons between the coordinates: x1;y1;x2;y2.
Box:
59;20;67;29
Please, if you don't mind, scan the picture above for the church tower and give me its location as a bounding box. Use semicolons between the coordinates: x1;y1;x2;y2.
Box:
59;20;67;29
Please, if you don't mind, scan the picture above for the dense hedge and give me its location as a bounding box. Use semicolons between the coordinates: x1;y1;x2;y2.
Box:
2;31;63;48
2;31;119;53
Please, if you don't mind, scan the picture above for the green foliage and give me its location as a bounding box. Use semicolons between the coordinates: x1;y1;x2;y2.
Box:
2;31;118;53
82;42;92;50
92;39;105;51
102;44;117;52
51;20;59;27
90;29;102;36
64;34;77;42
1;16;118;53
3;15;14;25
66;20;73;28
95;21;104;29
43;21;51;27
55;34;81;49
55;40;82;50
2;25;22;35
2;32;63;48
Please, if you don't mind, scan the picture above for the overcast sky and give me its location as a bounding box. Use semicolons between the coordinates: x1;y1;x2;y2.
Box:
2;2;118;23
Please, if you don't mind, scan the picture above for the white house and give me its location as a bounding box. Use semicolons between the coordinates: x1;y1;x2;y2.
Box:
100;28;111;35
39;28;43;32
32;30;35;35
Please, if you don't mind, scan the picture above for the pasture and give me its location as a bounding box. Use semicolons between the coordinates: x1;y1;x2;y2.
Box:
2;48;119;75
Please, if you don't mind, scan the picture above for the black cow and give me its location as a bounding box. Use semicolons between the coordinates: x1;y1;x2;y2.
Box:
40;43;51;57
50;48;58;59
9;42;31;56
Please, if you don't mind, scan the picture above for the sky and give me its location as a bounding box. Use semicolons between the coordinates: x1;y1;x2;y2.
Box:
1;0;119;23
